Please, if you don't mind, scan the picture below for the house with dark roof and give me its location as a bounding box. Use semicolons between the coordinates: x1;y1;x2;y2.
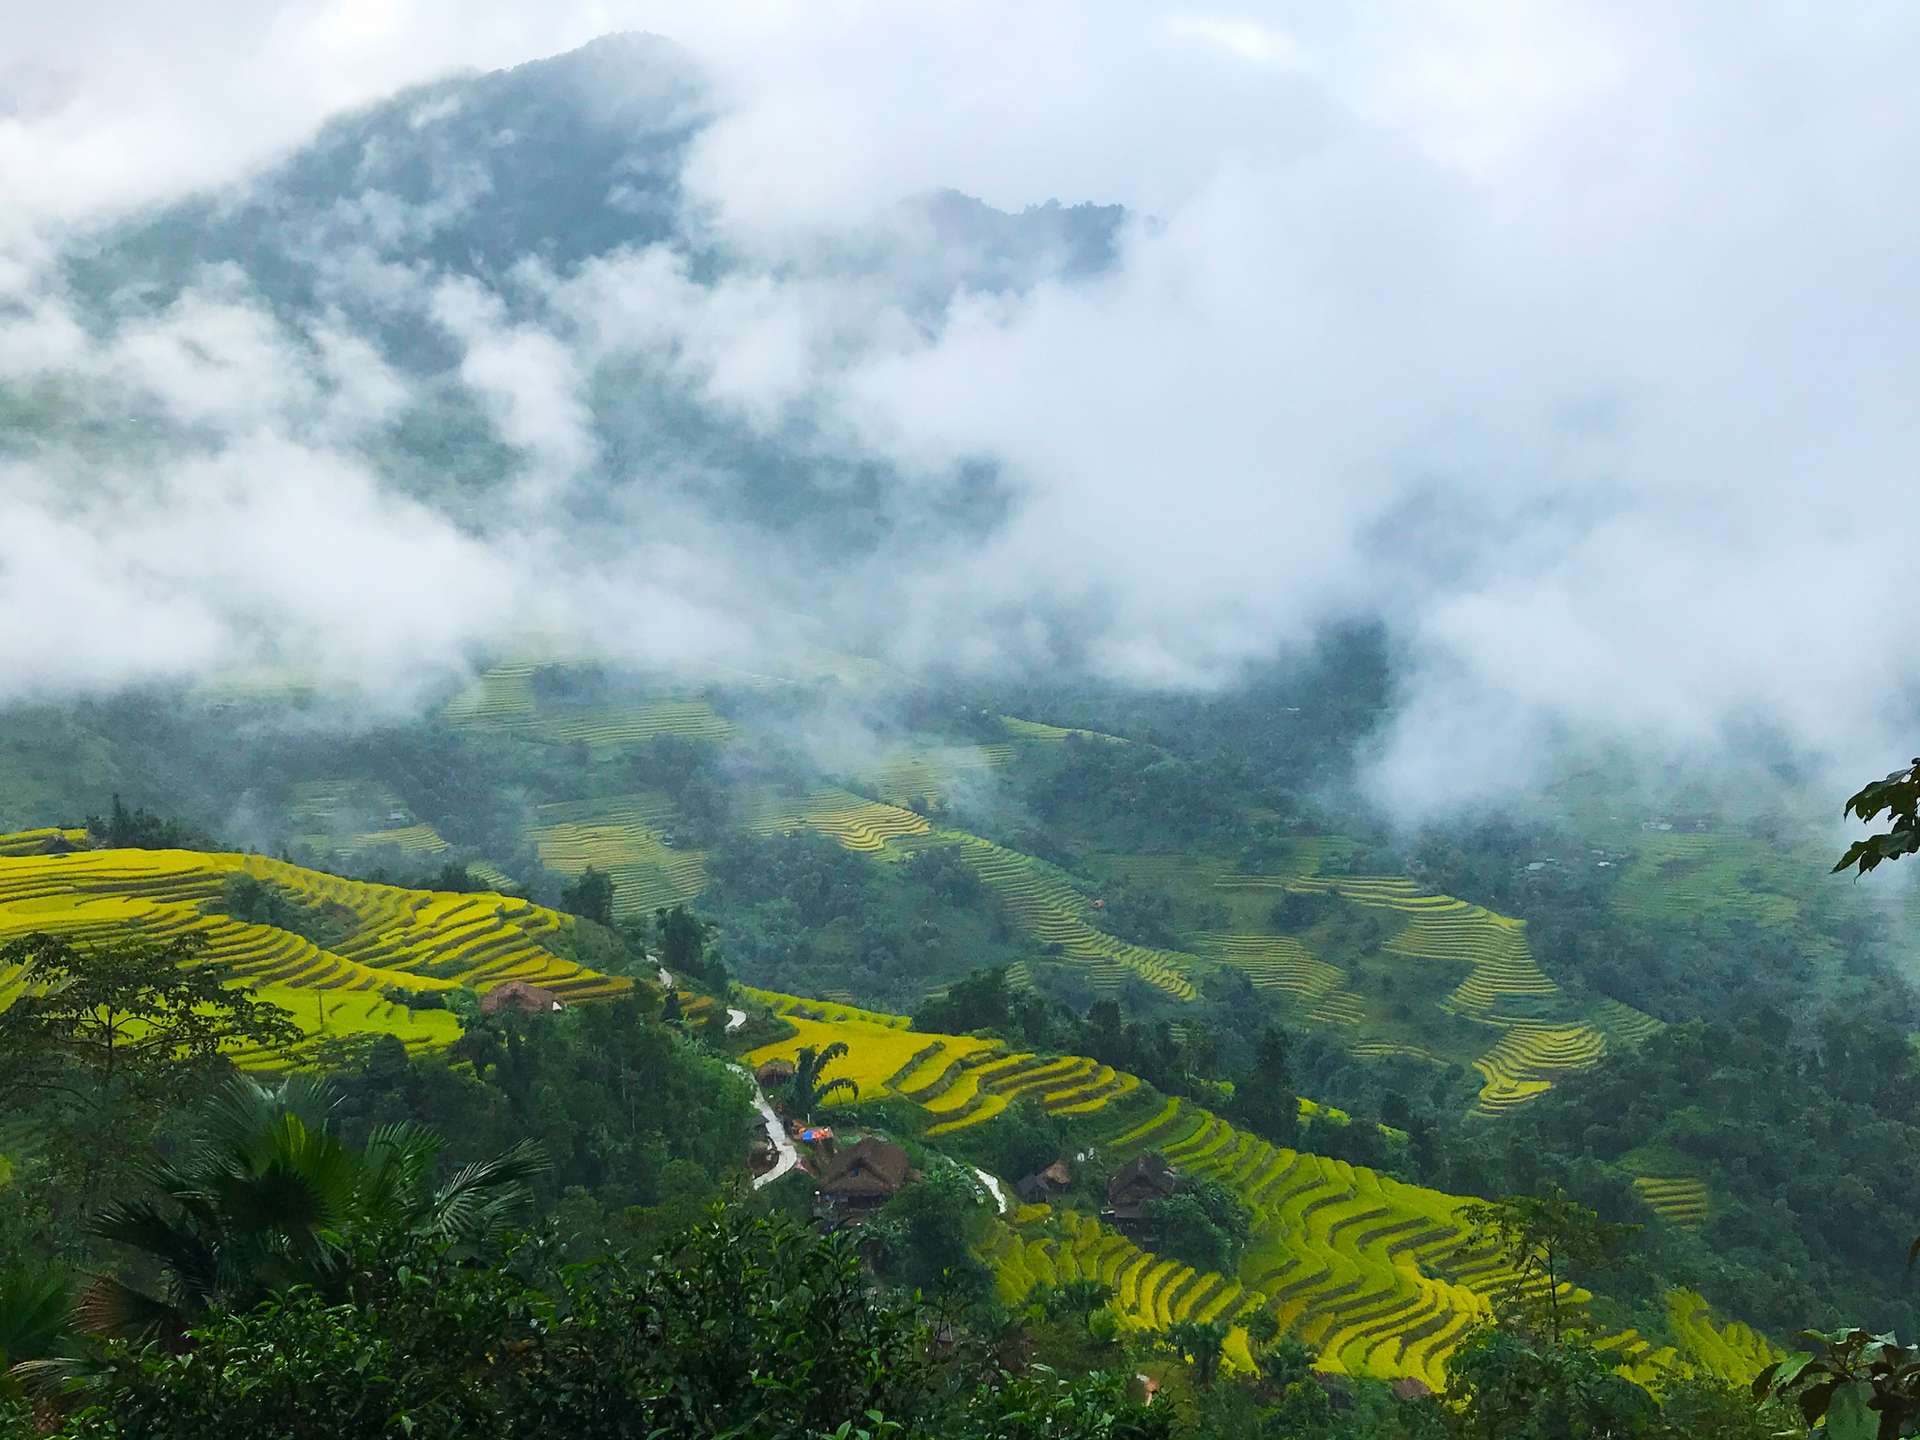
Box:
1102;1152;1177;1242
815;1137;915;1219
479;979;564;1015
1015;1159;1073;1205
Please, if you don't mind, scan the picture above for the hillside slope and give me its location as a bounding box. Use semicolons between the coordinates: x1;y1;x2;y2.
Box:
0;838;633;1066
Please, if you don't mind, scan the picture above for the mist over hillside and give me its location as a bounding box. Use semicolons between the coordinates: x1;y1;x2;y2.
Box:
5;9;1919;822
9;14;1920;1433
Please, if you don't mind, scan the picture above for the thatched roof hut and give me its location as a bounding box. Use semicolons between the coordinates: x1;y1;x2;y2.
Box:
480;980;564;1015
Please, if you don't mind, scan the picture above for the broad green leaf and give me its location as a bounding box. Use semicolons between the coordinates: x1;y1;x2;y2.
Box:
1824;1380;1876;1440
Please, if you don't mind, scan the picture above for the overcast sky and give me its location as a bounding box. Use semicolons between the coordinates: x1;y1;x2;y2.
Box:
4;2;1918;813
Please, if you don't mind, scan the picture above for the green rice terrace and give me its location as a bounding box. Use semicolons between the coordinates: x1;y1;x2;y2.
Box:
0;836;634;1067
737;991;1776;1392
0;821;1812;1413
396;663;1695;1113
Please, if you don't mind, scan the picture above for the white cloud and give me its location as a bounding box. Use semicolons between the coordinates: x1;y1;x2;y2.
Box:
3;2;1919;816
1167;14;1305;67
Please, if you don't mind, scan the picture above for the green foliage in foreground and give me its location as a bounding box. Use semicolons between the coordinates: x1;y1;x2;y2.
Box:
1835;758;1920;876
1757;1326;1920;1440
34;1210;1175;1440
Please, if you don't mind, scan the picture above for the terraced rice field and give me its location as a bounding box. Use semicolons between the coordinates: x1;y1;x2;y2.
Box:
859;745;1014;808
981;1211;1268;1371
741;788;931;854
944;835;1199;1000
444;665;734;749
1665;1289;1777;1381
1590;998;1664;1047
740;990;1768;1392
533;793;707;918
743;1012;997;1101
999;715;1129;744
0;848;632;1062
351;824;450;855
1219;872;1613;1111
443;662;537;725
1634;1176;1709;1228
0;828;86;857
740;1007;1138;1137
742;995;1515;1388
738;988;914;1031
1088;1094;1519;1390
225;985;464;1070
514;700;735;750
1193;933;1365;1024
1348;1041;1448;1065
1471;1023;1607;1113
1614;833;1800;928
283;783;471;868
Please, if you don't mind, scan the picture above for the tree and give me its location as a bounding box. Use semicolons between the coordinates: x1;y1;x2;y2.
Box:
1461;1185;1637;1343
1756;1326;1920;1440
427;863;486;894
0;1268;73;1378
560;866;616;927
787;1042;858;1123
874;1170;990;1299
987;1098;1067;1182
81;1074;546;1338
1032;1279;1117;1335
45;1207;1173;1440
1160;1317;1229;1389
1146;1177;1252;1274
915;967;1014;1034
0;935;298;1106
1445;1327;1659;1440
1228;1026;1298;1146
656;905;711;980
1835;758;1920;875
82;796;193;851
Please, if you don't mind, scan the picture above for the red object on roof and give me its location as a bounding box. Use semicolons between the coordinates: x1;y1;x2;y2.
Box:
797;1126;835;1144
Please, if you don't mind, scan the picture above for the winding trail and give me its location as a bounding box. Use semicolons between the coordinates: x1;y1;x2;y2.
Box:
971;1166;1009;1214
725;1007;747;1033
731;1064;800;1189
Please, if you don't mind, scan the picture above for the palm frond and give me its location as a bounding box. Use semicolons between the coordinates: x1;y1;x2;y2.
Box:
427;1140;548;1241
71;1273;180;1344
817;1077;859;1105
0;1268;72;1366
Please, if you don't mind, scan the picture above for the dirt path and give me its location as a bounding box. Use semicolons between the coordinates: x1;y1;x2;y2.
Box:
726;1007;747;1033
971;1166;1009;1214
730;1064;799;1190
